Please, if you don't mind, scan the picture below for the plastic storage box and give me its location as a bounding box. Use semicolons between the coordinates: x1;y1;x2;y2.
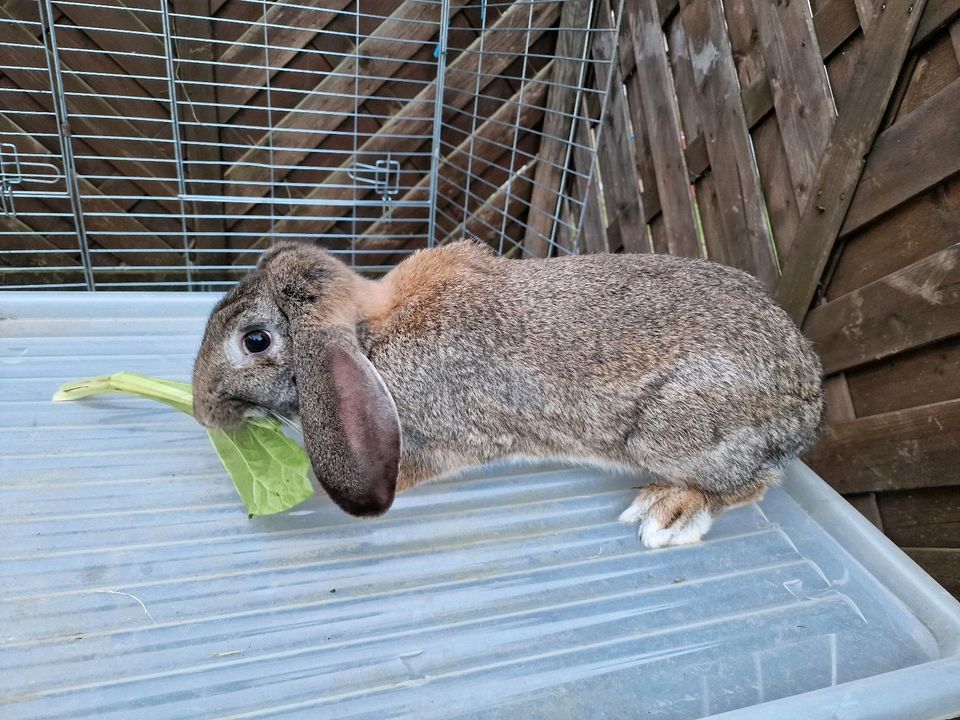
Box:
2;292;960;719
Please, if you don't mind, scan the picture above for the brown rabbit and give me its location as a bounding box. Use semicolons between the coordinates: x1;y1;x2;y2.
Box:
193;239;822;548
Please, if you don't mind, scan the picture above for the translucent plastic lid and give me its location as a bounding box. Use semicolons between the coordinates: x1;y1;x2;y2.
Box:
2;292;959;719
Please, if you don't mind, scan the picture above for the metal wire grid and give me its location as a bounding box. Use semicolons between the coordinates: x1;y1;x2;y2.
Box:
0;0;621;290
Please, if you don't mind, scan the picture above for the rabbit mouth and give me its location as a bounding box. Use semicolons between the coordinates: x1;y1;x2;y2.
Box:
194;395;255;430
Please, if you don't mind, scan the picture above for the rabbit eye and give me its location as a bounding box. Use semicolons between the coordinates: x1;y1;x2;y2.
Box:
241;330;271;355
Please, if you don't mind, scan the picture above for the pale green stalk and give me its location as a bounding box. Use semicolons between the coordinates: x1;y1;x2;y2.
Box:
53;372;314;515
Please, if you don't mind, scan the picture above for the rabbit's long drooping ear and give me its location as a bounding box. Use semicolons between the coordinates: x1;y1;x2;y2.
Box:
293;325;401;517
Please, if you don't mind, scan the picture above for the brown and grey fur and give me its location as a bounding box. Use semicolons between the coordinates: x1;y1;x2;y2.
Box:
193;239;823;547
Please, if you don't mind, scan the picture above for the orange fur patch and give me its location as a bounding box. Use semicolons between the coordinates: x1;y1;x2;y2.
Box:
357;242;494;332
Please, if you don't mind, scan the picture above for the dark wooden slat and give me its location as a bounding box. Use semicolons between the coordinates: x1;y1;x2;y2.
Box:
903;548;960;596
828;174;960;299
625;0;700;257
822;373;857;424
805;243;960;375
679;0;777;285
855;0;884;32
621;34;661;225
664;14;721;260
649;215;670;254
845;493;885;530
814;0;863;58
752;0;836;216
523;0;593;256
842;77;960;236
846;333;960;417
895;32;960;118
806;398;960;493
913;0;960;50
0;204;74;270
814;0;958;58
658;0;681;23
727;0;957;139
740;75;775;128
572;100;607;254
592;0;647;253
774;0;927;322
879;487;960;546
822;373;883;529
722;4;799;262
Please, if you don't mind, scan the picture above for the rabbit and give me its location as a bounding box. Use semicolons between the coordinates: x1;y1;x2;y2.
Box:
192;239;823;548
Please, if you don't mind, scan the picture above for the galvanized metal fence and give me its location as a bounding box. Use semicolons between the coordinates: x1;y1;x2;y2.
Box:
0;0;621;289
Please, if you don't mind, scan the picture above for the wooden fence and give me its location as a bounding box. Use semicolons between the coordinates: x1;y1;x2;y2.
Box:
592;0;960;596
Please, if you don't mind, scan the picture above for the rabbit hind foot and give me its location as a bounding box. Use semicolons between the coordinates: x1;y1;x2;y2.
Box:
618;482;767;549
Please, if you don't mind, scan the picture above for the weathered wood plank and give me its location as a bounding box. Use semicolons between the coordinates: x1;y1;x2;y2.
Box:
572;101;607;254
842;77;960;236
679;0;777;285
664;13;717;249
814;0;863;58
913;0;960;50
821;373;882;527
722;3;797;263
774;0;927;322
845;492;885;530
752;0;836;215
0;201;78;272
903;548;960;596
822;373;857;424
814;0;958;58
828;174;960;298
649;215;670;254
895;32;960;118
806;398;960;493
623;53;662;224
846;334;960;416
753;114;802;262
879;487;960;546
523;0;593;256
804;243;960;374
625;0;700;256
592;0;647;253
255;0;562;250
721;0;958;137
224;0;471;194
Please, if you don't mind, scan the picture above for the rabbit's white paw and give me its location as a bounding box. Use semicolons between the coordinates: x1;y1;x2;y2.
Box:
619;484;713;548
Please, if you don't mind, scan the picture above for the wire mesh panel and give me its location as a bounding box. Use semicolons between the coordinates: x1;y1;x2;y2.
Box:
0;0;621;290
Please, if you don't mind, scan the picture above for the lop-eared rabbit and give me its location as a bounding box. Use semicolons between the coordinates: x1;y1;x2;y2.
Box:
193;240;822;547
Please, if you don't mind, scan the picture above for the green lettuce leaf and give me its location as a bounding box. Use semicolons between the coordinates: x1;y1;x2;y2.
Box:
52;372;315;515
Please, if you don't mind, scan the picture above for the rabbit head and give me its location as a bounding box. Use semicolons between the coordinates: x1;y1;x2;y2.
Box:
192;242;401;517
